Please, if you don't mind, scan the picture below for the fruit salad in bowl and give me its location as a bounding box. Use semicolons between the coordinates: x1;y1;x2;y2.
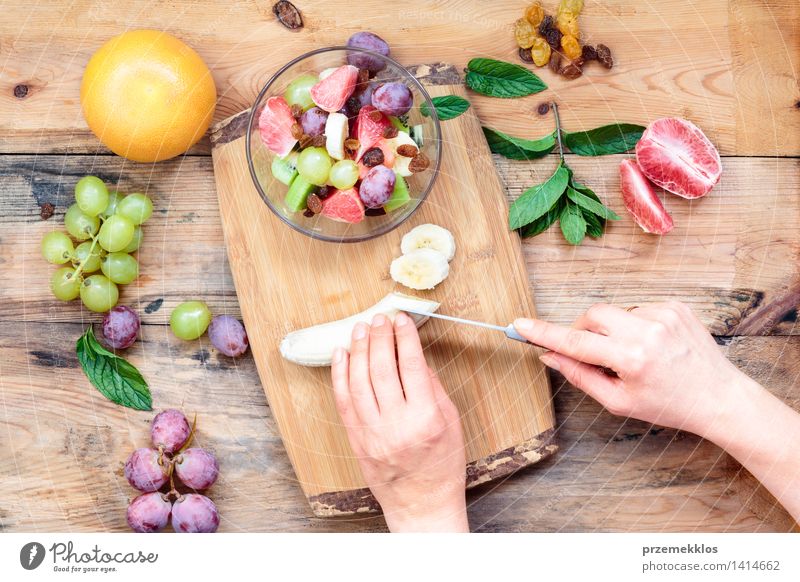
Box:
246;38;441;242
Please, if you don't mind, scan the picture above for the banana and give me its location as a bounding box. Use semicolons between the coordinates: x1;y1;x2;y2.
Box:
325;112;348;161
386;131;418;177
279;292;440;367
390;248;449;290
400;224;456;261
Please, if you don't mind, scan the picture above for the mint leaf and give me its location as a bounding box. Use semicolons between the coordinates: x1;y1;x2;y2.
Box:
421;95;470;120
563;123;646;156
566;187;620;220
519;198;563;238
483;127;555;160
465;58;547;98
583;209;605;238
559;203;587;245
76;327;152;411
509;164;570;230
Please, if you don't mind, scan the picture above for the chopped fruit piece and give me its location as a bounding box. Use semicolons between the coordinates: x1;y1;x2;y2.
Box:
346;32;390;72
390;248;449;290
387;131;419;177
258;96;297;157
299;107;328;136
384;173;411;212
284;174;316;213
296;146;332;185
388;115;410;134
401;224;456;261
371;82;413;117
324;112;349;160
619;159;674;235
321;188;365;223
355;105;391;161
310;65;358;113
284;73;318;111
359;165;396;208
271;152;299;186
329;160;360;190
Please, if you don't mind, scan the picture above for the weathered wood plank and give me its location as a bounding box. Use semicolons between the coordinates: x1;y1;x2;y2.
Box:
1;324;795;531
2;154;797;335
0;0;798;156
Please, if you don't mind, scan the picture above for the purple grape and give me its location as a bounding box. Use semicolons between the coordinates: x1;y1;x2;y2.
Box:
124;448;168;492
208;315;249;358
127;492;172;533
171;494;220;533
346;32;390;72
174;448;219;490
359;165;396;208
371;82;413;117
299;107;328;137
341;82;377;118
151;409;191;453
101;305;140;350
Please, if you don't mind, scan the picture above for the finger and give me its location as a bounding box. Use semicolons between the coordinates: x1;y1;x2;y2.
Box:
514;318;624;369
429;367;460;424
368;314;405;411
330;347;364;454
348;322;380;422
394;312;434;404
539;351;628;414
573;303;643;336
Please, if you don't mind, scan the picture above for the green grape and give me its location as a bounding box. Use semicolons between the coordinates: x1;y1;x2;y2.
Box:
170;301;212;340
122;226;143;253
101;252;138;284
283;74;318;111
97;214;134;252
296;147;332;186
116;193;153;225
41;231;74;264
75;176;109;217
65;203;100;241
80;274;119;312
73;241;103;273
50;267;82;301
329;160;360;190
100;191;121;219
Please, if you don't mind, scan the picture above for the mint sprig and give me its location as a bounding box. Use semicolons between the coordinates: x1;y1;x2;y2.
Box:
465;58;547;98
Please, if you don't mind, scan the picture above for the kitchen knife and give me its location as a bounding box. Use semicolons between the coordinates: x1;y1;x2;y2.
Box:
402;309;541;346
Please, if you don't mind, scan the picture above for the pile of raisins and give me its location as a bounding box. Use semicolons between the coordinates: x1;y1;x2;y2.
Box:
515;0;613;79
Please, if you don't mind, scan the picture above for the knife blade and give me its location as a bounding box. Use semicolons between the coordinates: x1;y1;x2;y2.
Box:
402;309;539;346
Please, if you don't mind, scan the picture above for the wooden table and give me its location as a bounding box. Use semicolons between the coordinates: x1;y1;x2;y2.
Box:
1;0;798;532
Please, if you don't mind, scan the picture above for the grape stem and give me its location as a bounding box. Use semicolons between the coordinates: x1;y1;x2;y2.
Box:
71;233;100;280
551;101;565;163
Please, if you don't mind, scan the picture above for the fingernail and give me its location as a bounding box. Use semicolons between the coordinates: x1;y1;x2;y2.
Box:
514;318;534;331
353;323;368;340
332;347;344;364
539;353;560;371
395;312;410;327
372;314;387;327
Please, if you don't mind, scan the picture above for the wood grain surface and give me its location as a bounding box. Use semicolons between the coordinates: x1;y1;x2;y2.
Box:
0;0;798;532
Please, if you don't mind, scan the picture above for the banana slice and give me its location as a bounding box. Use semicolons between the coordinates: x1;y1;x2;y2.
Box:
390;248;449;290
279;292;440;367
386;131;418;177
325;112;348;161
400;224;456;261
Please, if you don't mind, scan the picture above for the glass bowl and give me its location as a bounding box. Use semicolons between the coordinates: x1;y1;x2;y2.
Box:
246;46;441;243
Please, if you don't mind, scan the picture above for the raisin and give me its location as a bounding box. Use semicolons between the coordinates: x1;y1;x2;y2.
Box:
365;207;387;217
344;138;360;152
357;68;370;88
40;202;55;220
518;47;534;63
303;208;315;218
316;185;331;199
596;44;614;69
560;62;583;80
306;194;323;214
290;104;304;118
361;147;384;167
556;13;579;38
514;18;537;49
383;125;399;139
396;144;419;158
538;14;554;36
559;0;584;15
298;134;313;148
291;123;304;140
368;109;383;122
560;34;582;61
311;134;326;147
408;153;430;173
581;44;597;61
272;1;303;30
548;50;562;74
530;37;551;67
525;2;544;27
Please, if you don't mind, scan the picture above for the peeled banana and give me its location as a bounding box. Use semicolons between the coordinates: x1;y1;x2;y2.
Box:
279;292;440;367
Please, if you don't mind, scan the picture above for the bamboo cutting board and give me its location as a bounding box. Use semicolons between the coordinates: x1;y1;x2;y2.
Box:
209;64;556;516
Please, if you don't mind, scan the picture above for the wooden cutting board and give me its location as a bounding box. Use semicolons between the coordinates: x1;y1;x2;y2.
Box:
209;63;556;516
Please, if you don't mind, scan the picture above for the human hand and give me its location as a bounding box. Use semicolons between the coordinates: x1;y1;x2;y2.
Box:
513;302;756;438
331;312;468;532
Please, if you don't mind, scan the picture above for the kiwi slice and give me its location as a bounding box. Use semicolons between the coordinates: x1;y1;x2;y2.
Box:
388;115;410;134
384;173;411;212
284;174;315;213
271;152;299;186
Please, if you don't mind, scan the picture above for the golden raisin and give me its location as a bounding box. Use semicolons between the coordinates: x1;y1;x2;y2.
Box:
556;12;580;38
558;0;584;16
530;37;551;67
524;2;544;27
561;34;582;61
514;18;537;49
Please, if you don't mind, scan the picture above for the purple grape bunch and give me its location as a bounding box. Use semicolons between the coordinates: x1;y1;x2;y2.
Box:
124;409;220;533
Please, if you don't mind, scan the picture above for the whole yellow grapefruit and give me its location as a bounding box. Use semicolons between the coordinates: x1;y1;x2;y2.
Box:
80;30;217;163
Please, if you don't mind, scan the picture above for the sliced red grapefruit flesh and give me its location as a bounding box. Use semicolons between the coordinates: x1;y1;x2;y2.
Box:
258;96;297;157
635;117;721;199
310;65;358;113
620;159;674;234
355;106;391;161
321;188;365;223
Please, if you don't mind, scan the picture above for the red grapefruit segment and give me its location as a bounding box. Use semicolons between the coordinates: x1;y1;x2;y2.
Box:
620;159;674;235
321;188;365;223
310;65;358;113
258;96;297;157
635;117;721;199
355;106;391;161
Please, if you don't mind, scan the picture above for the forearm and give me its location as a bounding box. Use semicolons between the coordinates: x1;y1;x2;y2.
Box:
703;375;800;523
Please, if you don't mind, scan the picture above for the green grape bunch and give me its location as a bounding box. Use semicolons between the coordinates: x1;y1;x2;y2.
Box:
41;176;153;313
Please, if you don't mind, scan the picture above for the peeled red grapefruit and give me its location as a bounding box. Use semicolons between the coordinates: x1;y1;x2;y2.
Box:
619;159;674;235
310;65;358;113
258;96;297;157
321;188;365;223
635;118;721;199
354;105;391;161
